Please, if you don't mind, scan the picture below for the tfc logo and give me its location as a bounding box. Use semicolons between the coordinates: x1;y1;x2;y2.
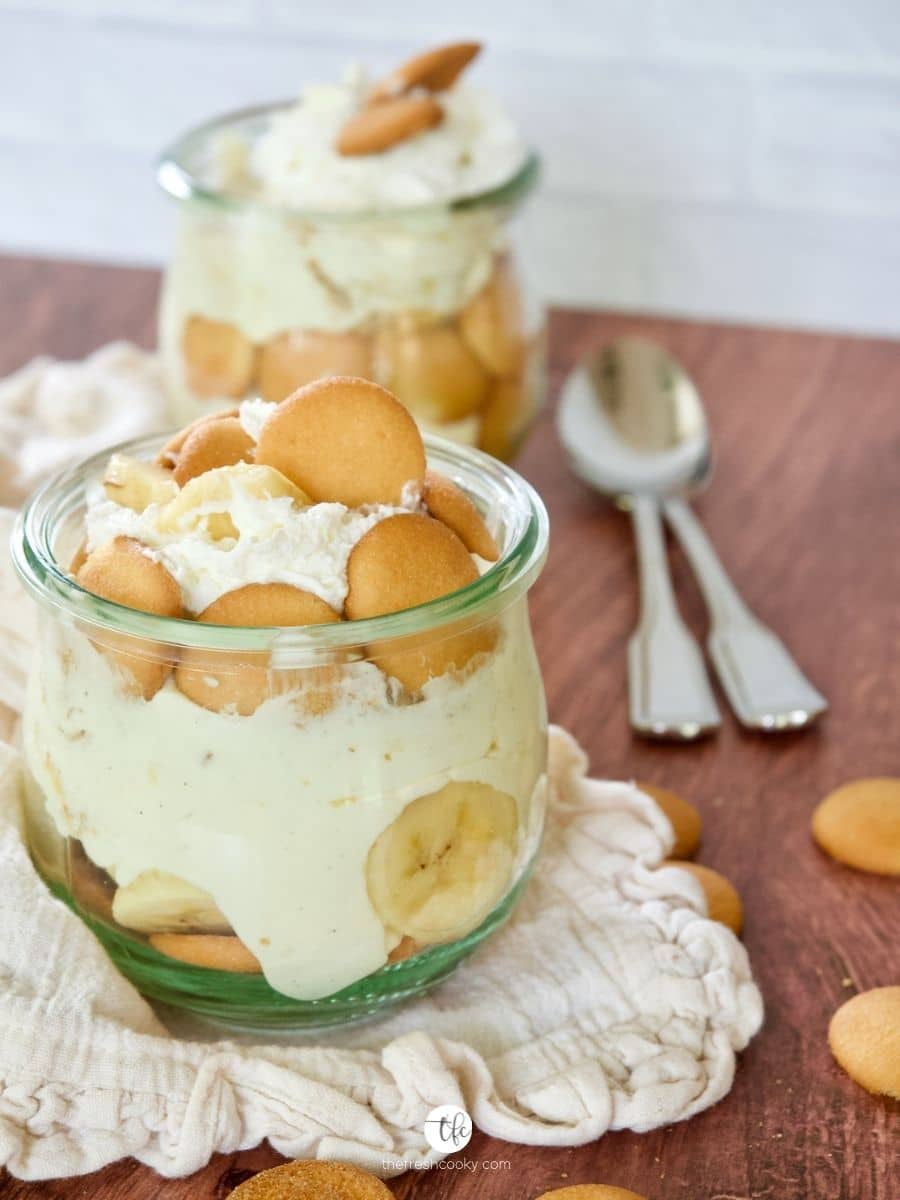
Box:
423;1105;473;1152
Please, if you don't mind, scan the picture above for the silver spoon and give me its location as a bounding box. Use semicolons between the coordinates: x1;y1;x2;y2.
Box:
558;340;720;739
557;336;827;735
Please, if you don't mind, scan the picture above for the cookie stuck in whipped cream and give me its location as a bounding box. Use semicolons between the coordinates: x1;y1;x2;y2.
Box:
337;93;445;157
254;376;426;506
76;535;183;699
171;414;255;486
368;41;482;104
423;469;499;561
337;43;484;156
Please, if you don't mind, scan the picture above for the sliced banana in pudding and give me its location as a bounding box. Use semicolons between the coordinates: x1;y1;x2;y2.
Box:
112;868;230;934
366;781;518;944
157;462;308;541
103;454;179;513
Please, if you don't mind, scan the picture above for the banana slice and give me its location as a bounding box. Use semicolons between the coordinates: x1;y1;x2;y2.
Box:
112;869;230;934
366;781;518;944
103;454;179;512
157;462;308;540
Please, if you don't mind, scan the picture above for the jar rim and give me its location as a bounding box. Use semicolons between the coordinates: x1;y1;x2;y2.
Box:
11;433;549;653
156;99;541;222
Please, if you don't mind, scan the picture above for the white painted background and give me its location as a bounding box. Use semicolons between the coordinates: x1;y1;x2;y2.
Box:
2;1;900;335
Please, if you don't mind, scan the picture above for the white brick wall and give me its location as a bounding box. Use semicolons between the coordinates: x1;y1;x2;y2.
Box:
2;1;900;335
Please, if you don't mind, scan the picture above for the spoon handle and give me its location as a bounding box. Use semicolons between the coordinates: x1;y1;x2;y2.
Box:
627;494;721;739
663;497;827;730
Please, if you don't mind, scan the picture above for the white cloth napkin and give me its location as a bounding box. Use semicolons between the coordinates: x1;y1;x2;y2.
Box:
0;348;763;1181
0;342;168;507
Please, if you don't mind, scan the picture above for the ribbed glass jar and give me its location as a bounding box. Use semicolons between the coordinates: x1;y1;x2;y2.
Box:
157;103;545;461
12;436;549;1030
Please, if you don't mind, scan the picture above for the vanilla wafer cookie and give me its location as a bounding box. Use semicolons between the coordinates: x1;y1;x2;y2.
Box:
229;1160;393;1200
255;376;425;507
175;583;340;716
77;536;182;699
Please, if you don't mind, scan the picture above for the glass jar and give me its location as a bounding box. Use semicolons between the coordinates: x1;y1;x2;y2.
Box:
12;436;549;1030
156;103;545;461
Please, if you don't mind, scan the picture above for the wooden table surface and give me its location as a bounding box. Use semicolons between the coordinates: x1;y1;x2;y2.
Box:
0;254;897;1200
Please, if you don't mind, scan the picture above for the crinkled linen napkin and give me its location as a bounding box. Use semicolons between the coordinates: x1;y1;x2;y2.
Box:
0;345;763;1181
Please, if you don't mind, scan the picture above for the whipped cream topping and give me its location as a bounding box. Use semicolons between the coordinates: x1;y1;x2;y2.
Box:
220;66;527;213
237;396;277;442
84;403;421;615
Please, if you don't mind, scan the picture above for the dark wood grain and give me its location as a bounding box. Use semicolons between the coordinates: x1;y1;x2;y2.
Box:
0;253;897;1200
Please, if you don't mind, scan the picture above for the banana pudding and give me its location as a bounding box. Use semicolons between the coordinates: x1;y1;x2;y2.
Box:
157;41;545;461
13;377;549;1027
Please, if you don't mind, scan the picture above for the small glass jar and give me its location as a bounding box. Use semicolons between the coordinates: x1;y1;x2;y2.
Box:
156;103;545;461
12;436;549;1030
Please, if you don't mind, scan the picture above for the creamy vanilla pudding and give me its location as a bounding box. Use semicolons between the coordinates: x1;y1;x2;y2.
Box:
13;377;549;1027
157;42;545;460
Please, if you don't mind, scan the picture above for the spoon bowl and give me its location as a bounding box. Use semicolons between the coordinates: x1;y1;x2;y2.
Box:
558;337;712;502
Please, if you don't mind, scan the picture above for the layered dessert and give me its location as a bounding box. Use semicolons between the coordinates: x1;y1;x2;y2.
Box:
21;378;547;1010
158;41;544;460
